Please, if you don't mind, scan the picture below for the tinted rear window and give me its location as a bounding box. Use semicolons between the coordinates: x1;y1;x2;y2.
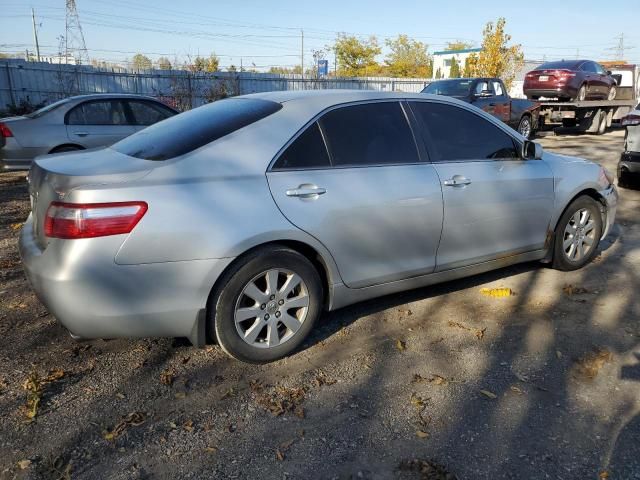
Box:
537;61;578;70
112;98;282;160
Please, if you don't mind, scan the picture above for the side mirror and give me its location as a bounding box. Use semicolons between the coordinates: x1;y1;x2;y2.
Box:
607;70;612;75
522;140;543;160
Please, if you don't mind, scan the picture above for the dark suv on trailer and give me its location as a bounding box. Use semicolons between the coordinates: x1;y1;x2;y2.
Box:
524;60;618;102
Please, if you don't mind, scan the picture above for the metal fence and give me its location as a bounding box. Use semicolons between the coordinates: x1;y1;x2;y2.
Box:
0;59;432;112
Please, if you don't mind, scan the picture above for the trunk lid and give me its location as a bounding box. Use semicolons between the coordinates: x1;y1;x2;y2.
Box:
28;147;153;249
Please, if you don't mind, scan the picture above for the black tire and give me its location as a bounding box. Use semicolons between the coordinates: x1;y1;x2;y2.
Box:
210;245;322;364
573;85;587;102
517;114;533;139
50;145;83;154
552;196;603;271
618;168;632;189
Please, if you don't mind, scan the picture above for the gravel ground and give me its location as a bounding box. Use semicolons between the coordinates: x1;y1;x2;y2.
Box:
1;129;639;480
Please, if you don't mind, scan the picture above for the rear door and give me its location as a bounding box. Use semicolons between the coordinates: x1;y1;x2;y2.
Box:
267;101;444;289
65;100;136;148
409;100;554;271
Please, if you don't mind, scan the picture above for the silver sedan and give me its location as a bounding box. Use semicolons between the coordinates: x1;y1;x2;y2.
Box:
0;94;177;170
20;90;618;363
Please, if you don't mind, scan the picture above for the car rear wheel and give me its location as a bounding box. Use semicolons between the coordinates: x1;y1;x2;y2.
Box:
517;115;533;139
50;145;83;154
210;246;322;364
574;85;587;102
552;196;603;271
607;85;617;101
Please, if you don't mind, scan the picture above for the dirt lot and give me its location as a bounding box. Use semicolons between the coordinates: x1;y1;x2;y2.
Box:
1;130;639;480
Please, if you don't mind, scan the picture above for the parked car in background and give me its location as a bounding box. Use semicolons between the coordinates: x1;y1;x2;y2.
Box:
524;60;618;102
421;78;539;138
20;91;617;363
0;94;178;171
618;103;640;187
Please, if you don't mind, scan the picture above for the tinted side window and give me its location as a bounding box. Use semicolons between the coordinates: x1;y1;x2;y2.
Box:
127;101;174;125
67;101;128;125
492;81;504;96
410;102;519;161
273;123;330;170
319;102;419;167
112;98;282;161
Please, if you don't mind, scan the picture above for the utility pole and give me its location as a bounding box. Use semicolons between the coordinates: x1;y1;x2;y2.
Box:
301;29;304;80
31;8;41;62
607;33;634;61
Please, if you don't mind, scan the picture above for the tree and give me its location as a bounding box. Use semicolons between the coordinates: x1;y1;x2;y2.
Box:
131;53;152;70
449;56;461;78
472;17;524;89
384;35;432;78
445;40;474;51
463;55;476;78
333;34;381;77
268;66;302;74
435;67;442;79
192;56;207;72
157;57;172;70
205;53;220;72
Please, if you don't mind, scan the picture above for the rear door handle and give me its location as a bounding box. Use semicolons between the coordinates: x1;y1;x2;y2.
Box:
443;176;471;187
72;131;89;137
286;184;327;198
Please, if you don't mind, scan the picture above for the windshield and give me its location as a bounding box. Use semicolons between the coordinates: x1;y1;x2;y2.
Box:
25;98;71;118
112;97;282;161
422;80;474;97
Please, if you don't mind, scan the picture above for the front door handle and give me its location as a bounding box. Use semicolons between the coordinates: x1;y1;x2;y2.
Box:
286;184;327;198
73;131;89;137
443;176;471;187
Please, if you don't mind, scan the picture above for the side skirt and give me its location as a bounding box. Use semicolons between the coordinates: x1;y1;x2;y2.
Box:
328;249;547;311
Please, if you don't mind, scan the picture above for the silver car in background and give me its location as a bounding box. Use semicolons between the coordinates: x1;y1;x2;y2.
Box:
0;94;177;170
618;103;640;188
20;90;617;363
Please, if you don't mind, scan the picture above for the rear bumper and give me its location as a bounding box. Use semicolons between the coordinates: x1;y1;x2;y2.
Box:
618;151;640;175
19;215;234;345
524;87;576;99
0;142;43;171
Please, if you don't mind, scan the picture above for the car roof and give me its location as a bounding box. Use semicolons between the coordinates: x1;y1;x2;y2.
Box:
242;89;442;109
64;93;165;102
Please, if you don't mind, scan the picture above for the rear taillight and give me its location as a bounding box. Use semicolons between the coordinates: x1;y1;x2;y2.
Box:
526;73;536;79
556;69;576;78
0;122;13;137
44;201;148;239
621;114;640;127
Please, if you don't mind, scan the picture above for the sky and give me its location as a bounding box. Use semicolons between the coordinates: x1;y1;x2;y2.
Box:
1;0;640;70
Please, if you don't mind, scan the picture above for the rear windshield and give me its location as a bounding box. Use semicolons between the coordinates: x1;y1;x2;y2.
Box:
25;98;71;118
422;80;473;97
112;98;282;160
536;61;577;70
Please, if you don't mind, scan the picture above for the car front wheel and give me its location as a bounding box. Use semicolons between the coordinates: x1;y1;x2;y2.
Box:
552;196;603;271
517;115;533;139
210;246;322;363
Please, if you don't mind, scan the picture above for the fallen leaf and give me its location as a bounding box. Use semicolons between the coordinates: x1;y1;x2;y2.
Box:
416;430;429;438
448;321;486;340
599;471;609;479
411;373;427;383
480;389;497;399
17;459;31;470
220;387;236;400
204;446;217;453
103;411;147;441
160;368;176;386
10;222;24;231
574;348;613;380
429;375;448;386
275;449;285;461
563;284;590;296
410;392;427;408
510;385;524;395
479;287;513;298
174;392;186;399
396;339;406;351
556;350;562;359
183;419;194;432
115;393;125;399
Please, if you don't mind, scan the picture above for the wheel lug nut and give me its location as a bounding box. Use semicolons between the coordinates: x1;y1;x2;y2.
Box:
278;299;284;305
260;304;266;310
264;314;270;320
270;295;275;300
275;311;281;318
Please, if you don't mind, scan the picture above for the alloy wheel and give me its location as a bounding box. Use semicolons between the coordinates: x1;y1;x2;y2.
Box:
518;117;531;138
562;208;596;262
234;269;310;349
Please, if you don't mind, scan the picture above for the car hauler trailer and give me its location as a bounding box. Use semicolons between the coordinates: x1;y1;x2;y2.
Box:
537;64;638;134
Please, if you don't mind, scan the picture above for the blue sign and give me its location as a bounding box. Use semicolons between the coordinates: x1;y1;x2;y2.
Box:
318;59;329;77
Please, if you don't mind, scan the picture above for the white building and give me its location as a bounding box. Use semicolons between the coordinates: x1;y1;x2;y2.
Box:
432;48;481;79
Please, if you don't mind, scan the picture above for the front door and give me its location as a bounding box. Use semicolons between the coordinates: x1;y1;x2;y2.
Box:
267;101;444;289
65;99;136;148
409;100;554;271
